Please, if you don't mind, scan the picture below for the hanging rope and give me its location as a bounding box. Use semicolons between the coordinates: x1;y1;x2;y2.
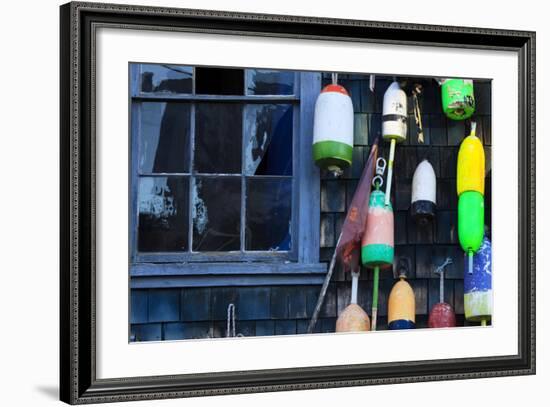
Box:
331;72;338;85
412;84;424;144
434;257;453;303
226;303;236;337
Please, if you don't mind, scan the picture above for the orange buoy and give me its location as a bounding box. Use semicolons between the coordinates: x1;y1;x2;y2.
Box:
388;269;415;330
336;304;371;332
336;271;370;332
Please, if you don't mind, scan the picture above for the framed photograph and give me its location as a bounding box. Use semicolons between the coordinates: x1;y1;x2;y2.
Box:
60;1;535;404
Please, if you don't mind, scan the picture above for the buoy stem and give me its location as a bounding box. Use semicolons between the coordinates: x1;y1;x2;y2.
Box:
468;251;474;275
385;139;396;206
439;267;444;304
372;266;380;331
351;270;359;305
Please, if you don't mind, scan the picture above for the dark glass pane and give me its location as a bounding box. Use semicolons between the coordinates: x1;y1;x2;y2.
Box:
194;103;242;173
246;70;295;95
245;178;292;251
195;67;244;95
244;104;293;176
192;177;241;251
139;64;193;94
138;177;189;252
139;102;190;173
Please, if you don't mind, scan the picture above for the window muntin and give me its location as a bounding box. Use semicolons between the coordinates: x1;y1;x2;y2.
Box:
131;64;300;261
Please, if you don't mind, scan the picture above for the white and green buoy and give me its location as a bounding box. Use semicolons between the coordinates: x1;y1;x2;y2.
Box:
312;83;354;176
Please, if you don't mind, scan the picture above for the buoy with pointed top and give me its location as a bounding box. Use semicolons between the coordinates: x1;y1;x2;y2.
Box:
441;79;475;120
428;258;456;328
382;81;408;206
313;83;354;176
457;123;485;275
464;236;492;325
411;159;437;224
336;271;371;332
388;270;416;330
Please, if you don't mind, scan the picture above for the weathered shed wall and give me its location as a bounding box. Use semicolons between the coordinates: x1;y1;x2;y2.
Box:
130;76;491;341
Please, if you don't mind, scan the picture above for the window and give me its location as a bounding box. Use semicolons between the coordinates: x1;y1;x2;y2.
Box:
129;64;325;287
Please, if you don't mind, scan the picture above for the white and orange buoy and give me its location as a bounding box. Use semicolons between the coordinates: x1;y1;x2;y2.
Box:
336;271;371;332
313;82;354;176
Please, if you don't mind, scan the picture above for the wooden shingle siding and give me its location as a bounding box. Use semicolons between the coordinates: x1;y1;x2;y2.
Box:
130;290;148;324
130;76;492;341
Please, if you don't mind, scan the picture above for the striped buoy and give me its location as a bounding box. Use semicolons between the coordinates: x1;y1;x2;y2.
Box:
464;236;492;324
382;81;407;206
312;84;354;176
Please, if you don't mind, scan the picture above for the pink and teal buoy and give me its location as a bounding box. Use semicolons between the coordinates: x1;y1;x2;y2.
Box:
361;189;394;330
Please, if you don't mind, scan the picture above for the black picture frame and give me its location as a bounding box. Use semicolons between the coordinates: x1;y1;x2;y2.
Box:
60;1;536;404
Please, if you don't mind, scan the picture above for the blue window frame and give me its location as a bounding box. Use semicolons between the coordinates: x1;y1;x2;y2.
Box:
129;64;325;288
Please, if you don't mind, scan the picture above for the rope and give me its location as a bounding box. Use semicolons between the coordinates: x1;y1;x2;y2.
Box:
332;72;338;85
434;257;453;303
226;303;236;338
412;84;424;144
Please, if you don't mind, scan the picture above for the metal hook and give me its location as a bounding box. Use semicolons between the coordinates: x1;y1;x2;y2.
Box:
434;257;453;275
372;157;387;188
372;175;384;188
376;157;386;176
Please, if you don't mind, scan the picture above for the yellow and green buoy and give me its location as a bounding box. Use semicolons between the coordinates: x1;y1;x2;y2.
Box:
457;122;485;275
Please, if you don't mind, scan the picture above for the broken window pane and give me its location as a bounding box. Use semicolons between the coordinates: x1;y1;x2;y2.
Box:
138;177;189;252
139;102;191;174
139;64;193;94
244;104;293;176
246;70;295;95
192;177;241;251
194;103;243;174
195;67;244;95
245;178;292;251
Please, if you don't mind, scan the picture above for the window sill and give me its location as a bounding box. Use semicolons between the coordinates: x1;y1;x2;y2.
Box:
130;262;327;288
